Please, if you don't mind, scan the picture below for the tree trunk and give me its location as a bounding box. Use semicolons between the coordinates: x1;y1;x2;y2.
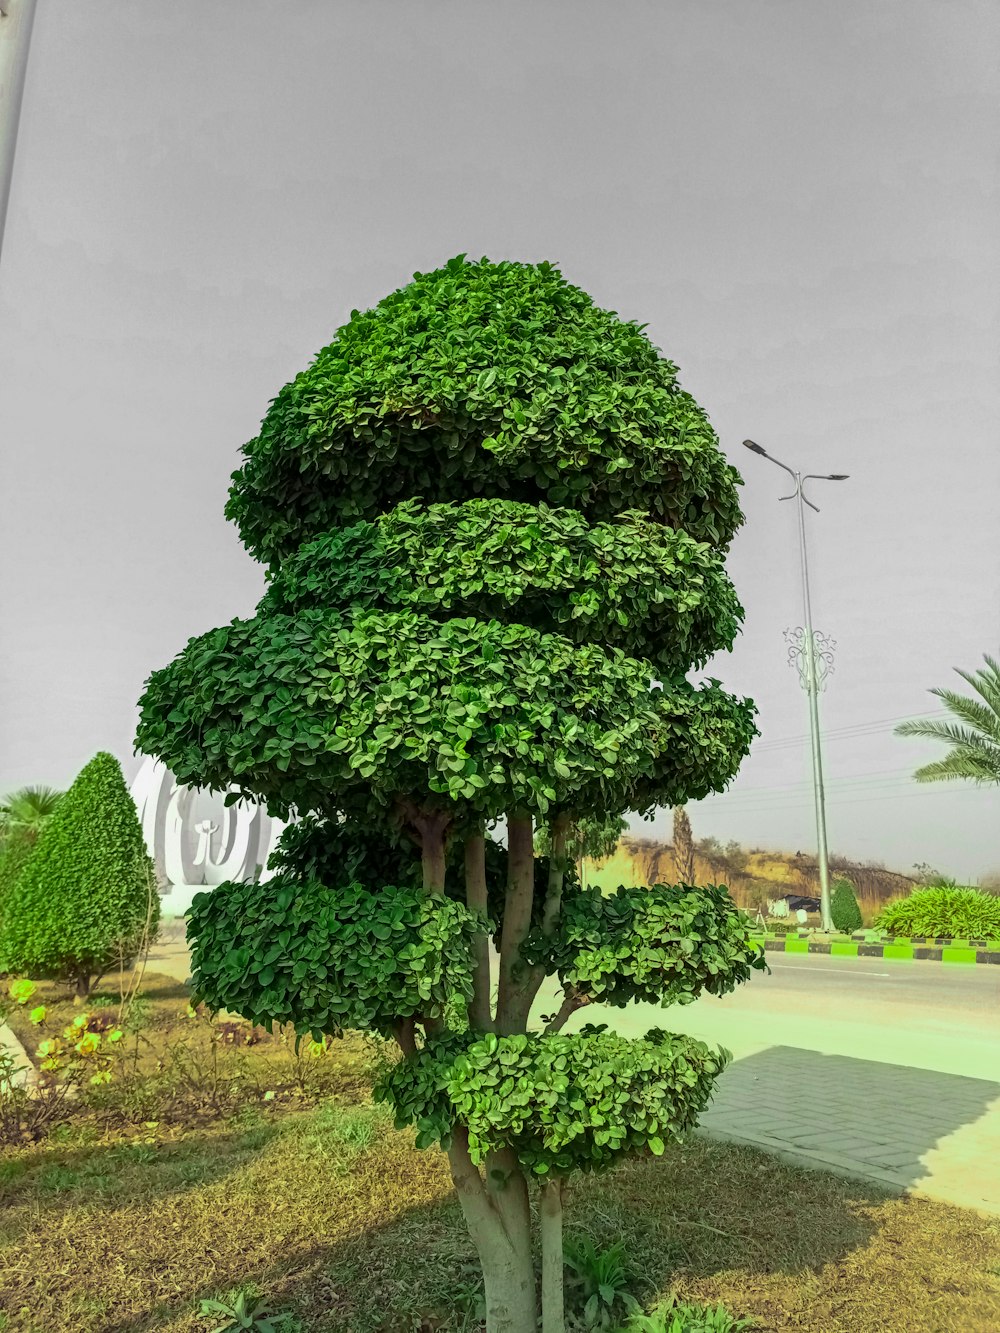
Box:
448;1128;538;1331
496;810;535;1035
672;805;696;884
465;830;493;1031
412;806;450;894
540;1176;565;1333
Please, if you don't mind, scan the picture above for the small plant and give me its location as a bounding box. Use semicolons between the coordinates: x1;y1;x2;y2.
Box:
0;1046;75;1146
614;1294;755;1331
563;1236;641;1329
876;885;1000;939
198;1289;294;1332
7;978;36;1005
830;878;862;933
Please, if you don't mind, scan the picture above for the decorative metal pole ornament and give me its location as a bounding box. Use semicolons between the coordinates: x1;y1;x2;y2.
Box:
784;627;837;693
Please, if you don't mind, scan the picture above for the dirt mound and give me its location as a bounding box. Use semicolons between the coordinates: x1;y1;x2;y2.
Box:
589;836;916;917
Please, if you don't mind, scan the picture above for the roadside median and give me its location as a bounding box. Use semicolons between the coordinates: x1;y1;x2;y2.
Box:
750;932;1000;964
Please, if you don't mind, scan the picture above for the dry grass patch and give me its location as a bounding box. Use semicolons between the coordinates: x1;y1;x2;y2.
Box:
3;966;998;1331
1;1107;998;1332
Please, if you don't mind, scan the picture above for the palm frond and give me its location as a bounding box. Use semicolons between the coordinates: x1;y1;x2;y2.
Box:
896;653;1000;789
0;785;65;831
894;718;999;756
954;656;1000;717
926;687;1000;741
912;753;1000;784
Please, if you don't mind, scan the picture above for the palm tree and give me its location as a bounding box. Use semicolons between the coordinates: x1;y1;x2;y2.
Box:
895;654;1000;787
0;784;64;846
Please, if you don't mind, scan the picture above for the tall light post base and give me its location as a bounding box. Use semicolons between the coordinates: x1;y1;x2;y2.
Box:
785;627;837;931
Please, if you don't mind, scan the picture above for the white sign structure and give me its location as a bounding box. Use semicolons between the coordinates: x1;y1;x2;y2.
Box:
130;756;287;914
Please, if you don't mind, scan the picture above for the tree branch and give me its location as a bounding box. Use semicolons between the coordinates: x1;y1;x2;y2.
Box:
495;810;535;1035
465;829;494;1031
543;986;591;1035
517;811;572;1030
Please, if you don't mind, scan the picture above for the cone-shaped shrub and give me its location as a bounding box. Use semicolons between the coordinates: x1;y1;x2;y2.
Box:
0;833;35;963
830;877;863;933
0;752;159;996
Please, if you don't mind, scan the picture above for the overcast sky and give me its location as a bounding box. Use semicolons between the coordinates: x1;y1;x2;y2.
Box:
1;1;997;882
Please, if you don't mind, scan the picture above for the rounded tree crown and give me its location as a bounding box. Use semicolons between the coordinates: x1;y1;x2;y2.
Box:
226;255;744;564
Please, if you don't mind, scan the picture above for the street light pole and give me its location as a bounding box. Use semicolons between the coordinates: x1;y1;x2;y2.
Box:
743;439;849;932
0;0;37;266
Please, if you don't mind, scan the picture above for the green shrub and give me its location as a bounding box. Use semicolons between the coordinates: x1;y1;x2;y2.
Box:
0;753;159;996
875;885;1000;940
521;882;768;1008
616;1294;755;1331
376;1024;728;1175
830;878;862;933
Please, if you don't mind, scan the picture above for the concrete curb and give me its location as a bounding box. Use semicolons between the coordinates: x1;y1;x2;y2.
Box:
753;935;1000;964
0;1021;37;1092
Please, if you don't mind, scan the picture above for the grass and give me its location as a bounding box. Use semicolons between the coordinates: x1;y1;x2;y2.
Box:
3;968;1000;1331
1;1107;998;1332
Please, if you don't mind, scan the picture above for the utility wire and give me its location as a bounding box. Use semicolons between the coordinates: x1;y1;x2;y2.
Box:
751;707;952;752
699;785;984;811
710;768;969;800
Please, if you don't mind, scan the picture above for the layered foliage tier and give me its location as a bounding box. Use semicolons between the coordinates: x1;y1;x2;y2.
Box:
225;255;745;565
136;605;757;824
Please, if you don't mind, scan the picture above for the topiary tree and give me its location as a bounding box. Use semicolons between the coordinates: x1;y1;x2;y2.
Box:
830;877;862;933
0;753;160;996
134;256;763;1332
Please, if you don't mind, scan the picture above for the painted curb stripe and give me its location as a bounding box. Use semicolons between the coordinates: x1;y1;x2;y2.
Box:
757;939;996;964
941;946;978;964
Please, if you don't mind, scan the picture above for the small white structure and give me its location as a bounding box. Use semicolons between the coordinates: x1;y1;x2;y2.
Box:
768;898;789;918
130;756;287;915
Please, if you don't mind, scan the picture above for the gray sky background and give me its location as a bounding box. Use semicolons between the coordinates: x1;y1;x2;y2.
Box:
1;1;997;882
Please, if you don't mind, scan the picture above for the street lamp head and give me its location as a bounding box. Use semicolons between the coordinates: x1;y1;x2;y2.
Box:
742;439;767;455
827;474;849;481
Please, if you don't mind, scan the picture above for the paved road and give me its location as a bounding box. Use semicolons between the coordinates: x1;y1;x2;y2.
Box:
689;951;999;1045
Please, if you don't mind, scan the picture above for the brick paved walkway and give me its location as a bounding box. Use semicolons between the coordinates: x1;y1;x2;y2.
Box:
697;1046;1000;1214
